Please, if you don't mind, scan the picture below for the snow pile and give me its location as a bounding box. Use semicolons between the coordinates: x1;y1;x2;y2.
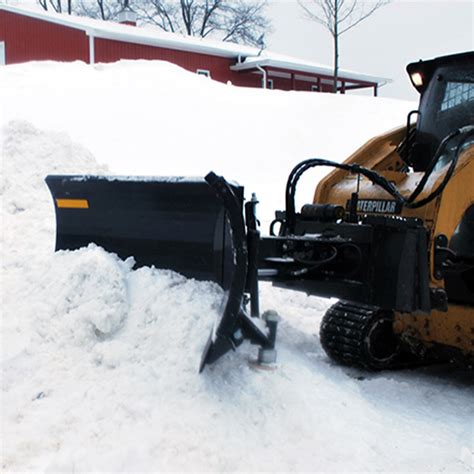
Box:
1;121;107;358
0;59;413;227
1;121;106;243
2;121;225;470
1;61;473;472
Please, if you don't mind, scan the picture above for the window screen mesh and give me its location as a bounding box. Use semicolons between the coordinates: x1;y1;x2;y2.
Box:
441;82;474;111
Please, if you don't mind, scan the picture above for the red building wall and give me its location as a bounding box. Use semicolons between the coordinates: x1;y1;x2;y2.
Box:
94;39;339;91
0;10;338;92
0;10;89;64
94;38;264;87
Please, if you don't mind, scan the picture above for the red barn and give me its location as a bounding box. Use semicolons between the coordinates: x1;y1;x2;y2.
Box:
0;5;388;95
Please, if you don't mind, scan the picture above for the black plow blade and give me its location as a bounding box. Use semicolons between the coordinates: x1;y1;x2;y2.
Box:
45;173;277;371
45;175;242;287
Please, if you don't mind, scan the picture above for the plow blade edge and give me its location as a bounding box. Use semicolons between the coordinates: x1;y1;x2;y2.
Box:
45;174;275;371
45;175;243;288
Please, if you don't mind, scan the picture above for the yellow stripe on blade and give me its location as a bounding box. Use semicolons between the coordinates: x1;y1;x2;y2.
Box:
56;198;89;209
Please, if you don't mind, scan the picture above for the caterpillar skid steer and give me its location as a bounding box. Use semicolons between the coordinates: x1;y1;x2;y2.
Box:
46;51;474;371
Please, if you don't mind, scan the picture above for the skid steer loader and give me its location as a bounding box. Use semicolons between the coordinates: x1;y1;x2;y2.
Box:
46;51;474;371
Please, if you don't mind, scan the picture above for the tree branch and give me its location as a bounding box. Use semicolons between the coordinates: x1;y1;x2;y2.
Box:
339;0;389;35
297;0;390;93
74;0;270;47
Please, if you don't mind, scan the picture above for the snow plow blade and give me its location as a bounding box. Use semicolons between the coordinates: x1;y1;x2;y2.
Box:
45;175;241;286
45;173;278;371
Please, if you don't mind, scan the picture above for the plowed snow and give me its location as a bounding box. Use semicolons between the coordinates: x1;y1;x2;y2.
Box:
1;62;472;472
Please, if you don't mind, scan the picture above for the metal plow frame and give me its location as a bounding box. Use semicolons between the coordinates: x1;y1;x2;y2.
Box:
45;172;278;371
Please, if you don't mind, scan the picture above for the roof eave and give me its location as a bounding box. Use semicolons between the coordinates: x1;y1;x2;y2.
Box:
91;30;245;59
0;5;255;59
231;59;389;86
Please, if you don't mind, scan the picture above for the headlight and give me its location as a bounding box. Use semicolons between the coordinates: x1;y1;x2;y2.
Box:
410;72;423;87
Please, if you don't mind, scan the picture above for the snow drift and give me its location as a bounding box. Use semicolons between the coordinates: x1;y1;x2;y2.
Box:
1;61;473;472
0;59;413;226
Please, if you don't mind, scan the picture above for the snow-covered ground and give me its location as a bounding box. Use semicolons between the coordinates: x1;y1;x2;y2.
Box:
1;61;472;472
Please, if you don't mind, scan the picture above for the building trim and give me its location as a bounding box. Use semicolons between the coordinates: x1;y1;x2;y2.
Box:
231;57;389;88
0;5;256;59
0;4;389;88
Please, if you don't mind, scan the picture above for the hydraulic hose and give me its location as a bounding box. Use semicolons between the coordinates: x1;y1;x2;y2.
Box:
285;125;474;233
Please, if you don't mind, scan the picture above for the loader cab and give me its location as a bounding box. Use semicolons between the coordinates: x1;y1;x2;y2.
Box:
407;53;474;307
406;52;474;171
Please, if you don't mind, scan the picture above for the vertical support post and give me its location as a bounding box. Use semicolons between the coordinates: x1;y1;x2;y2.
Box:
245;194;260;318
291;73;296;90
0;41;5;66
88;34;95;65
341;80;346;94
317;76;322;92
374;85;378;97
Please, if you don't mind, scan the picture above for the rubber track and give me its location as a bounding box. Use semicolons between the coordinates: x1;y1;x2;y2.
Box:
320;301;385;369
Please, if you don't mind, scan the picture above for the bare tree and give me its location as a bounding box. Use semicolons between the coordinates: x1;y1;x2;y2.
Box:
69;0;270;47
136;0;271;46
72;0;128;20
38;0;124;18
298;0;390;92
38;0;73;14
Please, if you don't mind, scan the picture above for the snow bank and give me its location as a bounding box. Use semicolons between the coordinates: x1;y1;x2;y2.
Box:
0;60;413;227
2;121;107;358
1;62;473;472
1;121;225;471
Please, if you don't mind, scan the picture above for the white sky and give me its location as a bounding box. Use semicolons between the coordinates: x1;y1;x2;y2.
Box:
266;0;474;100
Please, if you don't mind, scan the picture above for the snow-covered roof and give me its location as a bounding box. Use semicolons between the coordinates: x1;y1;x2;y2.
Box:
0;4;257;58
0;4;389;85
232;53;390;86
